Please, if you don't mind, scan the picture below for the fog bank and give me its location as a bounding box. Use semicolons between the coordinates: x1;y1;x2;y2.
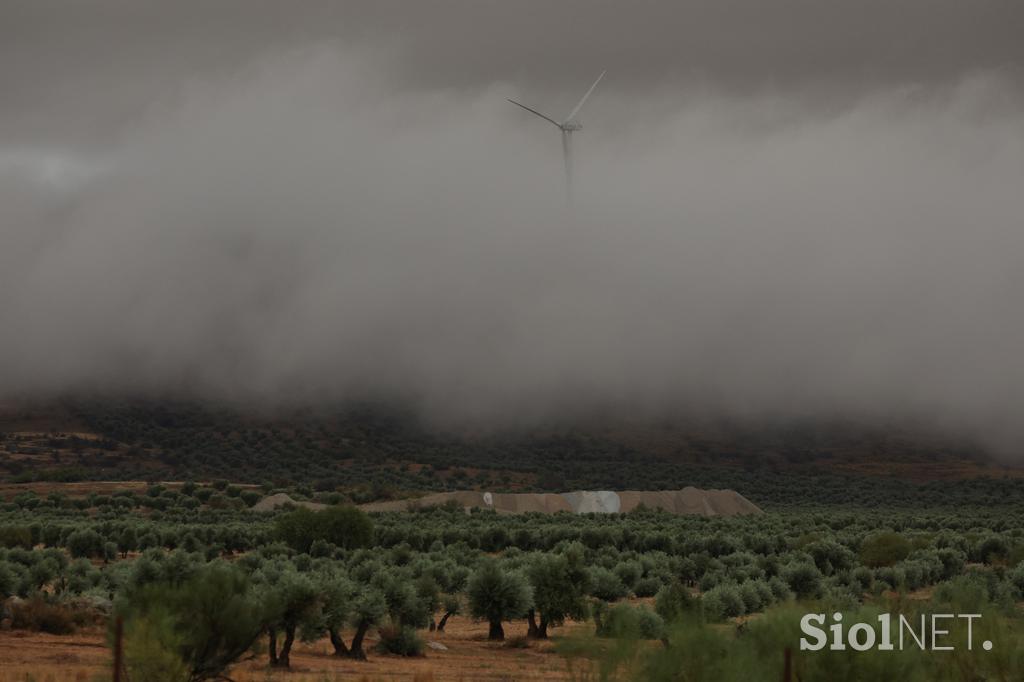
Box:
2;43;1023;450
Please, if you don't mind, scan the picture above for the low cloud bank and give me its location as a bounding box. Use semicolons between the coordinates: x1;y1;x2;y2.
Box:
2;48;1023;449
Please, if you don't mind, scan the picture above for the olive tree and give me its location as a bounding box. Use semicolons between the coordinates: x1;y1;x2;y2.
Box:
467;559;533;641
525;544;590;638
257;566;319;668
348;585;388;659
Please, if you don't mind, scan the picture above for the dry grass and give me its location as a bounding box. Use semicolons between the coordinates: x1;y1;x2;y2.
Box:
0;613;588;682
0;630;108;682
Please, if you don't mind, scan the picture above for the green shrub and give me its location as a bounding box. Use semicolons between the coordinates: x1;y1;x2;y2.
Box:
597;603;665;640
767;576;793;602
634;576;662;598
122;611;190;682
738;581;764;613
375;624;425;656
275;506;373;553
613;561;643;591
0;562;17;597
0;525;32;549
589;567;628;601
636;607;666;640
934;548;966;580
655;582;697;624
1009;562;1024;598
860;532;911;568
780;560;823;599
974;536;1010;565
120;563;266;681
701;583;745;621
847;566;869;591
67;528;104;559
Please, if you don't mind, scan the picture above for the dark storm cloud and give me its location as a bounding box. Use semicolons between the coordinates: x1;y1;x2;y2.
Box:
2;1;1022;144
1;4;1024;449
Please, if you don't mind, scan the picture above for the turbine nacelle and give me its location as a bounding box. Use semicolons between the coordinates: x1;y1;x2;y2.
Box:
507;71;605;201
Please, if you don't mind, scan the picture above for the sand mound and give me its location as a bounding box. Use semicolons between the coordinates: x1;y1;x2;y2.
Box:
360;487;761;516
250;492;327;513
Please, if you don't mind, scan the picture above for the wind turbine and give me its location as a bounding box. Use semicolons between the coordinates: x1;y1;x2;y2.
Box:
508;71;605;200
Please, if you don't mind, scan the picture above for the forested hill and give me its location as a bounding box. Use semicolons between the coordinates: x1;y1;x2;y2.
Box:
0;398;1018;508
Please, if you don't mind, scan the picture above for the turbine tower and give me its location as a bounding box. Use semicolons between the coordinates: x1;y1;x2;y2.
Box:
508;71;605;200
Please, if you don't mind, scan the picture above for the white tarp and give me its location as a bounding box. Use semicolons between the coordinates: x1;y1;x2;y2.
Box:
561;490;621;514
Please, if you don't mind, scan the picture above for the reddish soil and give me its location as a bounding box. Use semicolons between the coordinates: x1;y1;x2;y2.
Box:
0;615;591;682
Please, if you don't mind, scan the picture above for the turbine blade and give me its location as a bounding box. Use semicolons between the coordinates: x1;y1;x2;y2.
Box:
507;99;563;129
565;71;605;122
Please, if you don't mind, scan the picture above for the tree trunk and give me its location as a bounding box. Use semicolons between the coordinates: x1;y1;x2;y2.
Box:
488;620;505;641
277;624;296;668
268;628;279;667
349;621;370;660
527;610;539;638
437;611;454;632
537;616;549;639
329;627;350;656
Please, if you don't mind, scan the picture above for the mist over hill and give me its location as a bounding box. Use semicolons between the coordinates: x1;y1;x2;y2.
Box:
1;397;1015;508
2;3;1024;454
4;6;1024;681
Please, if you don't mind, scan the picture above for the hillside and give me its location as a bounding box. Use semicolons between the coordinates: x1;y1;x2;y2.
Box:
0;397;1020;508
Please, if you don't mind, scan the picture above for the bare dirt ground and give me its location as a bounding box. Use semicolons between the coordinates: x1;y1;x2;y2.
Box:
0;615;591;682
0;480;152;499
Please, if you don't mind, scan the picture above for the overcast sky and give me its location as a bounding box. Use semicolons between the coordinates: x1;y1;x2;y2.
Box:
2;2;1024;449
3;0;1022;146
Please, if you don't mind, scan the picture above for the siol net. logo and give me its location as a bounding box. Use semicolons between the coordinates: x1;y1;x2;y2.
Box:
800;612;992;652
